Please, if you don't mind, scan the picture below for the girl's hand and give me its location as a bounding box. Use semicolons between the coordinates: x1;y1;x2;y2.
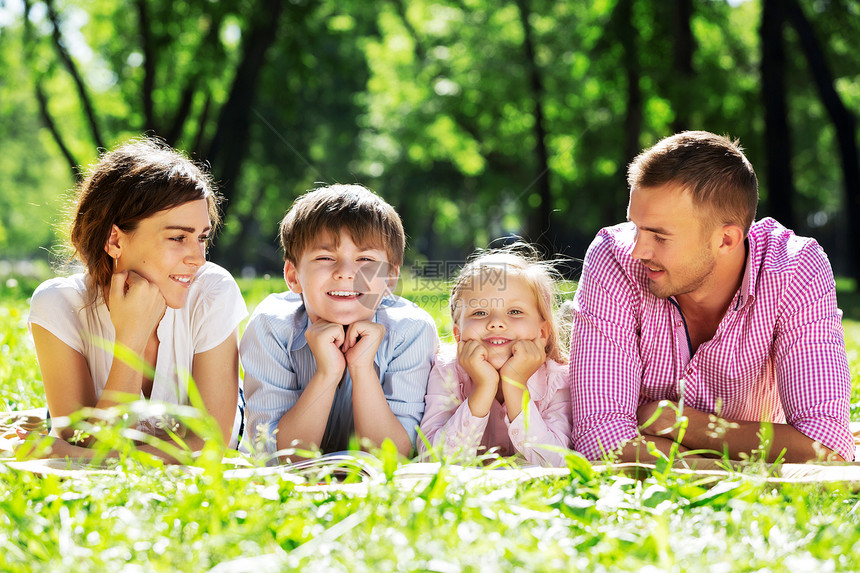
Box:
457;339;500;391
500;336;546;387
108;270;166;350
343;320;385;371
305;320;348;380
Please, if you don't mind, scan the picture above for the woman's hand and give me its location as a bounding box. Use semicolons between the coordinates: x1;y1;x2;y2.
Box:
108;270;167;351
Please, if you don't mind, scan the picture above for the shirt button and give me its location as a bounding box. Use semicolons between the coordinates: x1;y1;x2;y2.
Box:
675;321;683;327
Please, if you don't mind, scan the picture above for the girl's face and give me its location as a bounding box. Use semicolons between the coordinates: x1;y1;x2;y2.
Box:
110;199;211;309
454;272;549;370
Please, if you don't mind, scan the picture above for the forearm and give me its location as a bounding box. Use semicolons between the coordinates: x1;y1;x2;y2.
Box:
617;435;692;463
97;350;150;409
501;382;524;422
350;365;412;456
275;371;340;457
644;406;844;462
509;397;572;467
467;380;498;418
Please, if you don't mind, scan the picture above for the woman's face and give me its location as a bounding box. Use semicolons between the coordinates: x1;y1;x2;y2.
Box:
112;199;211;309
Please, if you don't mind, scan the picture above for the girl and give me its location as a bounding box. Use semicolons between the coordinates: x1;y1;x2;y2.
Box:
418;245;571;467
26;138;247;461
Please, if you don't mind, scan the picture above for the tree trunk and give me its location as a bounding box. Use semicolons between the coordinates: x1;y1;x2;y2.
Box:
760;0;796;229
45;0;105;149
205;0;286;265
671;0;694;133
786;0;860;280
514;0;553;253
618;0;641;213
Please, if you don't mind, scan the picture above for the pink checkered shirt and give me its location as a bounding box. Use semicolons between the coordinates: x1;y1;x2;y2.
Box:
569;217;854;461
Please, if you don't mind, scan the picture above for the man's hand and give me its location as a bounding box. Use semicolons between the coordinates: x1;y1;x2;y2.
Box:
343;320;385;371
305;320;347;380
637;400;685;440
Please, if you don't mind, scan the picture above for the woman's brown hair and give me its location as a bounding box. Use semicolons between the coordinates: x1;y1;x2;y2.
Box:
69;137;220;303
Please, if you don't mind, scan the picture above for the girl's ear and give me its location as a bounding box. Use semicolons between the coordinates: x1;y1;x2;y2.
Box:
540;320;551;353
104;225;123;259
452;323;461;342
284;261;303;293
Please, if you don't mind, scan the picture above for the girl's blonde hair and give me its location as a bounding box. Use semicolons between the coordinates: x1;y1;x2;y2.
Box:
449;243;568;364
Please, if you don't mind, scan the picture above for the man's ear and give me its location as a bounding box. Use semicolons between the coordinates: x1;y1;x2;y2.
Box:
284;260;303;294
104;225;123;259
717;224;745;255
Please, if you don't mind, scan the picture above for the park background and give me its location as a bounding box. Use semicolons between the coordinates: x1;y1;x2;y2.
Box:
0;0;859;285
1;2;860;570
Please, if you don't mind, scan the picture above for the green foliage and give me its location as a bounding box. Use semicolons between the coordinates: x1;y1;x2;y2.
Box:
1;0;859;273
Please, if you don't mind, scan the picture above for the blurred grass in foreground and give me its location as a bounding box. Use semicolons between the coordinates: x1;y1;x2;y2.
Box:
0;278;859;571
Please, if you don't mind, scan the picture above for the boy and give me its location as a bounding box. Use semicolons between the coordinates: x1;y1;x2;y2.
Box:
241;184;438;461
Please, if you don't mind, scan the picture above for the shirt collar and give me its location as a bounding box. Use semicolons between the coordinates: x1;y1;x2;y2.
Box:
734;233;758;311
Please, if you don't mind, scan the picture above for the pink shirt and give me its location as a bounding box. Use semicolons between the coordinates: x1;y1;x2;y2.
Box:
418;351;571;467
570;217;854;461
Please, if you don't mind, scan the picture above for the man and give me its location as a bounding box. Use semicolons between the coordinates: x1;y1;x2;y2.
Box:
569;131;854;462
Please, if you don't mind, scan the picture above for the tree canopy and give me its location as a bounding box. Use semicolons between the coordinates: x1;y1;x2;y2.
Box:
1;0;858;277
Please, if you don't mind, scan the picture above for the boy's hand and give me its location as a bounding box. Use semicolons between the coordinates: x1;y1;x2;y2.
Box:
109;270;166;349
457;340;500;391
305;320;347;380
500;337;546;387
343;320;385;370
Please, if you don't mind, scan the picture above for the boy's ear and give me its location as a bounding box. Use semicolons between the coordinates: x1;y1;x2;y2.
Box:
385;265;401;295
104;225;123;259
284;260;303;294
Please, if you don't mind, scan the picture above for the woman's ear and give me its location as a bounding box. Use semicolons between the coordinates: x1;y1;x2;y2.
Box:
284;260;303;293
104;225;123;259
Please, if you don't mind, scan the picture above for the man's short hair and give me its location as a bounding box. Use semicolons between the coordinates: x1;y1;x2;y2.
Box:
280;184;405;267
627;131;759;234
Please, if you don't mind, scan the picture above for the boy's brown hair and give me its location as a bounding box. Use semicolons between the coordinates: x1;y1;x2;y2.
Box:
280;184;405;267
627;131;758;235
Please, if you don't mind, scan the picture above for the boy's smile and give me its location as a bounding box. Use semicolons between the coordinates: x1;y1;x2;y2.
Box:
284;229;398;325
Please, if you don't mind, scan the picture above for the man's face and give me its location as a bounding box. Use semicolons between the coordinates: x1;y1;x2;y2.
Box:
627;183;718;299
285;228;398;325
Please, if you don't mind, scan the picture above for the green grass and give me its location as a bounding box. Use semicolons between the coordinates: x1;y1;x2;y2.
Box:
1;279;859;571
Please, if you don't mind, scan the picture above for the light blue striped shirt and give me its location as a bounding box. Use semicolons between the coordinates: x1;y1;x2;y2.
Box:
241;291;438;456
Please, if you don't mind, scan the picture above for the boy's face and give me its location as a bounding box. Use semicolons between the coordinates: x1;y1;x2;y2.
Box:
284;228;399;325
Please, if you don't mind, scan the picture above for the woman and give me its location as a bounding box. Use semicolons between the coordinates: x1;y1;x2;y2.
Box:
27;138;247;461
